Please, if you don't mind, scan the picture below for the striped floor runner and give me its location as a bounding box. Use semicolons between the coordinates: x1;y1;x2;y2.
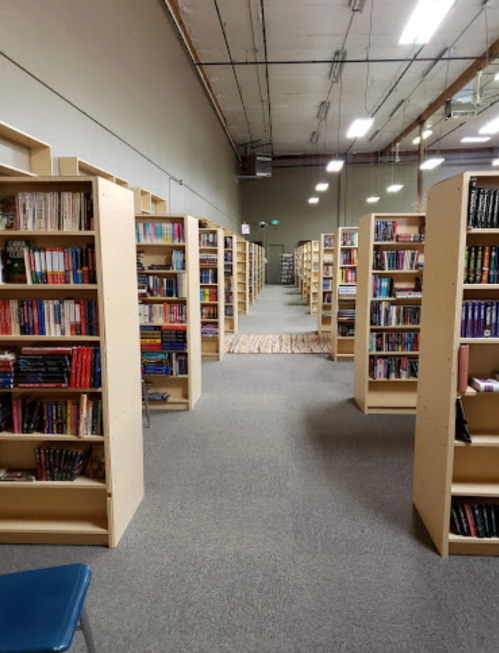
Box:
225;334;331;354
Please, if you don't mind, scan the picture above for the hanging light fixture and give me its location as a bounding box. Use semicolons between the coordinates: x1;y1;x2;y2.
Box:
315;182;329;192
308;197;319;204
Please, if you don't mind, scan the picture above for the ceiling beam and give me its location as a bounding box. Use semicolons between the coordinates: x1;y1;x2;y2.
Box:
382;36;499;155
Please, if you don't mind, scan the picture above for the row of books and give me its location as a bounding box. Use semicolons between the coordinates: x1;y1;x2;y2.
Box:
24;245;97;285
461;301;499;338
138;274;186;299
323;264;333;277
451;502;499;538
224;291;233;303
338;325;355;337
0;299;99;337
16;347;101;389
0;192;94;232
374;221;425;243
370;303;420;327
11;395;102;437
201;288;217;302
0;351;15;390
201;306;218;319
200;270;217;284
340;250;357;265
34;442;91;482
338;309;356;319
225;307;234;317
338;284;356;297
369;332;420;353
200;233;218;247
135;222;184;244
369;356;419;380
225;237;234;249
224;252;233;263
339;269;357;284
323;292;332;304
200;253;217;267
323;236;334;248
323;281;332;291
467;178;499;229
136;249;185;271
373;248;422;271
138;303;186;325
341;232;357;246
372;276;422;299
201;324;218;337
139;325;187;351
141;352;188;376
464;246;499;284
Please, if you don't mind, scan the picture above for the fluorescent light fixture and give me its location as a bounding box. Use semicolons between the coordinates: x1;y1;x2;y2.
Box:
347;118;375;139
367;196;380;203
349;0;367;12
316;182;329;192
461;136;491;143
330;48;347;83
493;159;499;166
310;131;320;144
387;184;404;193
308;197;319;204
495;72;499;81
399;0;457;45
318;101;330;121
413;129;433;145
326;159;344;172
479;116;499;135
420;157;445;170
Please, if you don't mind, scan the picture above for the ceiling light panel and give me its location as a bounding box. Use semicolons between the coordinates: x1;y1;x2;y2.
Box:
327;159;345;173
347;118;375;139
399;0;457;45
420;158;445;170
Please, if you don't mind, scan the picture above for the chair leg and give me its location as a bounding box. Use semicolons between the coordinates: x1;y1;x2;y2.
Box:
80;604;98;653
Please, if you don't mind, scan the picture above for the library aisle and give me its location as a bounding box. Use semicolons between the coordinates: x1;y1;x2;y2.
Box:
238;284;317;334
1;334;498;651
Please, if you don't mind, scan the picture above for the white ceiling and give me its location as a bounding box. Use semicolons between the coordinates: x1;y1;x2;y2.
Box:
176;0;499;156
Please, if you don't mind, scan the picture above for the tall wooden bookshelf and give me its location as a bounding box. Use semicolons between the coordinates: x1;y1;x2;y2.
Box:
249;243;255;306
317;234;334;332
354;213;425;414
294;248;300;287
0;121;53;177
224;234;238;334
303;242;311;301
199;228;224;360
136;213;201;411
331;227;358;360
60;157;128;189
309;240;320;315
0;176;143;547
237;239;249;315
414;172;499;557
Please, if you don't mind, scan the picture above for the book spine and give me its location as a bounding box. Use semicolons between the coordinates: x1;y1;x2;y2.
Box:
457;345;469;393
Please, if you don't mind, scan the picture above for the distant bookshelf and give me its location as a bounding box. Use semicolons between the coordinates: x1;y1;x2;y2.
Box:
331;227;358;359
280;253;294;285
132;188;167;215
302;242;311;301
136;214;201;410
224;235;239;334
317;234;334;333
414;172;499;557
236;239;249;315
0;175;143;547
59;157;128;189
199;228;224;360
309;240;320;315
354;213;425;414
249;243;255;306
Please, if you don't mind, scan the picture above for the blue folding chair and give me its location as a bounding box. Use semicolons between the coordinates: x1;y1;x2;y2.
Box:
0;564;97;653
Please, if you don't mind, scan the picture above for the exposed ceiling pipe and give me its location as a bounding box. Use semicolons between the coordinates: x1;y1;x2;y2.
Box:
259;0;274;155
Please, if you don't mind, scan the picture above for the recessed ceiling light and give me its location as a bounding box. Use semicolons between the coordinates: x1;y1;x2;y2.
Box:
480;117;499;135
420;157;445;170
495;72;499;82
316;182;329;192
347;118;375;139
492;159;499;166
308;197;319;204
413;129;433;144
387;184;404;193
326;159;344;172
399;0;457;45
367;196;380;203
461;136;491;143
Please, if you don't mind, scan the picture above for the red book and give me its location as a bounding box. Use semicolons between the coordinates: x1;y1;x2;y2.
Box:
464;504;477;537
12;399;19;434
29;250;36;284
76;347;83;388
458;345;470;393
0;300;4;336
20;347;73;355
80;347;87;388
33;301;39;336
85;347;92;387
80;301;86;336
18;383;68;388
64;248;71;284
69;347;78;388
22;302;28;333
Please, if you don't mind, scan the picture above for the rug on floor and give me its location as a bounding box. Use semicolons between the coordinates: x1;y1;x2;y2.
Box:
225;333;331;354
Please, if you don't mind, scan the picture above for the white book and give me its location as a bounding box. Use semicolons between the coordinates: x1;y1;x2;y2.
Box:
470;377;499;393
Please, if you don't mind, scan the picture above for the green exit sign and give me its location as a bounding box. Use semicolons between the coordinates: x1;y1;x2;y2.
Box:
270;220;279;225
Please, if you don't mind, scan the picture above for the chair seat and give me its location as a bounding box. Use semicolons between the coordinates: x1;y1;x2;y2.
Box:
0;564;92;653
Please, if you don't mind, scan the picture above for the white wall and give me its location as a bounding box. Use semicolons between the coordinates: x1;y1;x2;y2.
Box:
242;159;492;253
0;0;241;230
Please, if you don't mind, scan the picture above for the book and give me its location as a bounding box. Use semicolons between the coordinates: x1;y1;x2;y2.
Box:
457;345;469;393
455;397;472;443
5;240;30;283
0;469;35;482
469;377;499;392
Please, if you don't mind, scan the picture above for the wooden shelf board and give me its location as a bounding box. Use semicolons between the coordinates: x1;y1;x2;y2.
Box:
451;482;499;497
460;338;499;344
368;378;418;382
338;336;355;340
0;231;95;237
371;270;421;274
373;241;424;248
467;228;499;234
370;296;422;302
0;163;37;177
0;433;103;442
369;351;419;356
370;325;420;330
463;284;499;290
458;386;478;397
0;477;106;490
0;336;100;342
136;243;185;247
138;269;184;275
140;297;186;302
0;388;101;394
0;518;108;536
455;435;499;447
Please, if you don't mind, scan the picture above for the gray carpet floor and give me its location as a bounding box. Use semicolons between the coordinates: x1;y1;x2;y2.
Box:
238;285;317;334
1;286;499;652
